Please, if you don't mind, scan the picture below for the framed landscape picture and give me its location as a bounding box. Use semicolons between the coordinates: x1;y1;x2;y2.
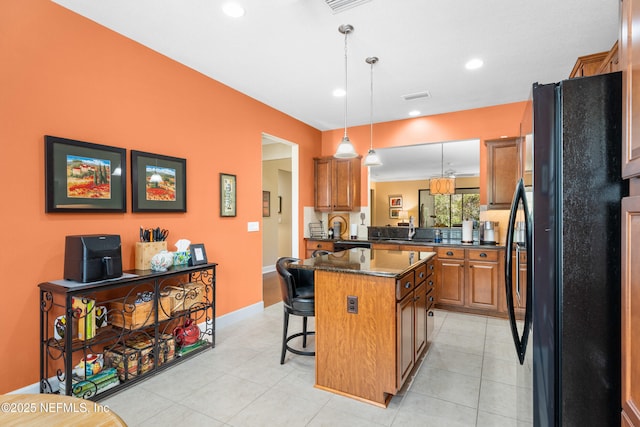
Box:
131;150;186;212
45;135;126;213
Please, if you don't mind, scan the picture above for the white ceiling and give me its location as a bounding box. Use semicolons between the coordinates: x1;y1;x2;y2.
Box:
51;0;619;180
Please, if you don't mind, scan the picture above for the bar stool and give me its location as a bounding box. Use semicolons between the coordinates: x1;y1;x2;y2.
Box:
275;257;315;364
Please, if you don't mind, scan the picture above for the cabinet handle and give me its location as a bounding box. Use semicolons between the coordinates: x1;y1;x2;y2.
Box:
415;296;420;302
316;244;322;248
460;264;464;268
446;251;454;256
469;265;474;268
405;282;412;289
480;252;487;258
428;311;434;317
428;280;433;286
429;264;434;270
429;296;434;302
419;272;425;279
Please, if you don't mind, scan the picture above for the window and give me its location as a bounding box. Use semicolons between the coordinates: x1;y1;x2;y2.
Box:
419;188;480;228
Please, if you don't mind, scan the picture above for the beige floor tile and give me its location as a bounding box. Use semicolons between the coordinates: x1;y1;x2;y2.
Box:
478;379;533;423
227;388;324;427
307;405;388;426
431;331;486;355
393;392;478;426
138;402;225;426
410;366;481;408
425;346;484;377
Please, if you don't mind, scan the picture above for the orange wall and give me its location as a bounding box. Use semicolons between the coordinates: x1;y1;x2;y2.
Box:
0;0;321;393
1;1;528;394
321;102;529;205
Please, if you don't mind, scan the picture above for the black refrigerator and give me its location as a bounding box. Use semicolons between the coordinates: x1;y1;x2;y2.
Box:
504;71;624;426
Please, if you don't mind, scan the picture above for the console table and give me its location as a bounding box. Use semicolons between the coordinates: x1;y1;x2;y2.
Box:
39;263;216;400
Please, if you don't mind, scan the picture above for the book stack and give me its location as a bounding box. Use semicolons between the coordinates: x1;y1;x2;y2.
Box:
71;296;96;340
65;367;120;398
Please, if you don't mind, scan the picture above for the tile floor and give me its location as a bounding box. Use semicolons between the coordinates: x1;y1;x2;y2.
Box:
102;306;533;426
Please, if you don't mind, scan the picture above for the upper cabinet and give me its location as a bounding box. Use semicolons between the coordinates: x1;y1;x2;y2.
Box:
314;156;361;212
569;42;619;78
621;0;640;178
485;137;518;209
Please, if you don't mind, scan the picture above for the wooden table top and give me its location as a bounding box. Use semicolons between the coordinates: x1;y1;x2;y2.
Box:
0;393;127;426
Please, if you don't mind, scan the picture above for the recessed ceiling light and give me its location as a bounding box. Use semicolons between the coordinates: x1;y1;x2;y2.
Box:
333;88;346;97
465;58;483;70
222;2;245;18
408;110;421;117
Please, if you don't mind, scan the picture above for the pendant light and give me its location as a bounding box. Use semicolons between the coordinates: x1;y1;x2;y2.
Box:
364;56;382;167
429;143;456;195
334;24;358;159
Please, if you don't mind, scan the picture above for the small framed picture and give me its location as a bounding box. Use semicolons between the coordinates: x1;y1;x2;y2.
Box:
262;191;270;217
220;173;237;217
390;208;402;219
389;195;403;208
189;243;208;266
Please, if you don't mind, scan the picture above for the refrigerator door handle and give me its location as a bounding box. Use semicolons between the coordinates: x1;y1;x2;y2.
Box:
505;178;533;365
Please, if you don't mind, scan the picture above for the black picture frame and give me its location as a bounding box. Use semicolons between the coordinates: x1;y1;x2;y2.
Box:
45;135;126;213
131;150;186;212
220;173;237;217
189;243;208;265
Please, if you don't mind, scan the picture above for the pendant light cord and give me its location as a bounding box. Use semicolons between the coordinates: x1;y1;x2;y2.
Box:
369;60;373;150
343;29;349;139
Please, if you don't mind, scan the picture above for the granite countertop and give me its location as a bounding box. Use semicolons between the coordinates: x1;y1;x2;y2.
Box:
307;237;505;249
290;248;436;278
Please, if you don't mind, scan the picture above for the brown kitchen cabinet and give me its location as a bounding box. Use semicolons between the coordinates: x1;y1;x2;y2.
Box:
304;239;334;259
485;138;518;209
622;194;640;427
314;156;361;212
436;246;504;316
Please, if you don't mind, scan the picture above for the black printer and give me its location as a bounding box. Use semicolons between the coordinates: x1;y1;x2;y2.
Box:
64;235;123;283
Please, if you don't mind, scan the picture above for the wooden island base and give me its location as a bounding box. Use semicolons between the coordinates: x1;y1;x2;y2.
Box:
291;249;436;407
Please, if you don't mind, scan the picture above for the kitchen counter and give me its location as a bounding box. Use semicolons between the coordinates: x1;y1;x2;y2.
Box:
306;237;505;249
292;247;436;278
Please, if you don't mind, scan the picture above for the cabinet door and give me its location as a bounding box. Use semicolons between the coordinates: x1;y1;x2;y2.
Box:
467;260;499;311
397;292;415;387
332;158;361;211
621;0;640;178
486;138;518;209
622;196;640;427
414;283;427;360
436;259;465;306
314;158;332;212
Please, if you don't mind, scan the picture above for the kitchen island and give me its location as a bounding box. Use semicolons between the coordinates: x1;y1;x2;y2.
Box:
290;248;436;407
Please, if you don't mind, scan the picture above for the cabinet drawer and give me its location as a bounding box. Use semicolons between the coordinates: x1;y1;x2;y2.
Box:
397;271;415;300
306;240;334;251
436;247;464;259
415;264;428;283
468;249;499;261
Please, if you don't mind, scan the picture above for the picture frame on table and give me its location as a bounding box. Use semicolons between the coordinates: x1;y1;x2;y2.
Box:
189;243;208;266
220;173;237;217
131;150;186;212
45;135;126;213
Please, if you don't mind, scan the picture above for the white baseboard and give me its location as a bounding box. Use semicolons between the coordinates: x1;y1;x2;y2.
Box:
262;265;275;274
10;302;265;395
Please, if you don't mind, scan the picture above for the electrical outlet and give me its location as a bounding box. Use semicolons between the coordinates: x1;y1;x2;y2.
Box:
347;295;358;314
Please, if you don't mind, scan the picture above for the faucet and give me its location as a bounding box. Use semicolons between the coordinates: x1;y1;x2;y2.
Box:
408;216;416;240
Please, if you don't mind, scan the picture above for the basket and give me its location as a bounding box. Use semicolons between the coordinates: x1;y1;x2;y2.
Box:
109;294;172;330
166;282;206;314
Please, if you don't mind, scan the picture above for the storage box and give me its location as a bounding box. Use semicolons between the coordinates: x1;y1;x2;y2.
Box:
124;336;155;375
135;241;167;270
104;344;139;381
158;333;176;365
166;282;206;314
109;294;172;329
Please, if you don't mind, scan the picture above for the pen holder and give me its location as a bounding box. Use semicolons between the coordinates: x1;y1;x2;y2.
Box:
135;241;168;270
173;251;191;266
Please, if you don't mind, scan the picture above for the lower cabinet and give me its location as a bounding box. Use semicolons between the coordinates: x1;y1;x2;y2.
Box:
305;239;334;259
436;247;504;315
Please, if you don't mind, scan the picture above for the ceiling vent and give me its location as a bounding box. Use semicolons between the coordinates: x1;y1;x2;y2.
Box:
402;91;432;101
324;0;372;14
